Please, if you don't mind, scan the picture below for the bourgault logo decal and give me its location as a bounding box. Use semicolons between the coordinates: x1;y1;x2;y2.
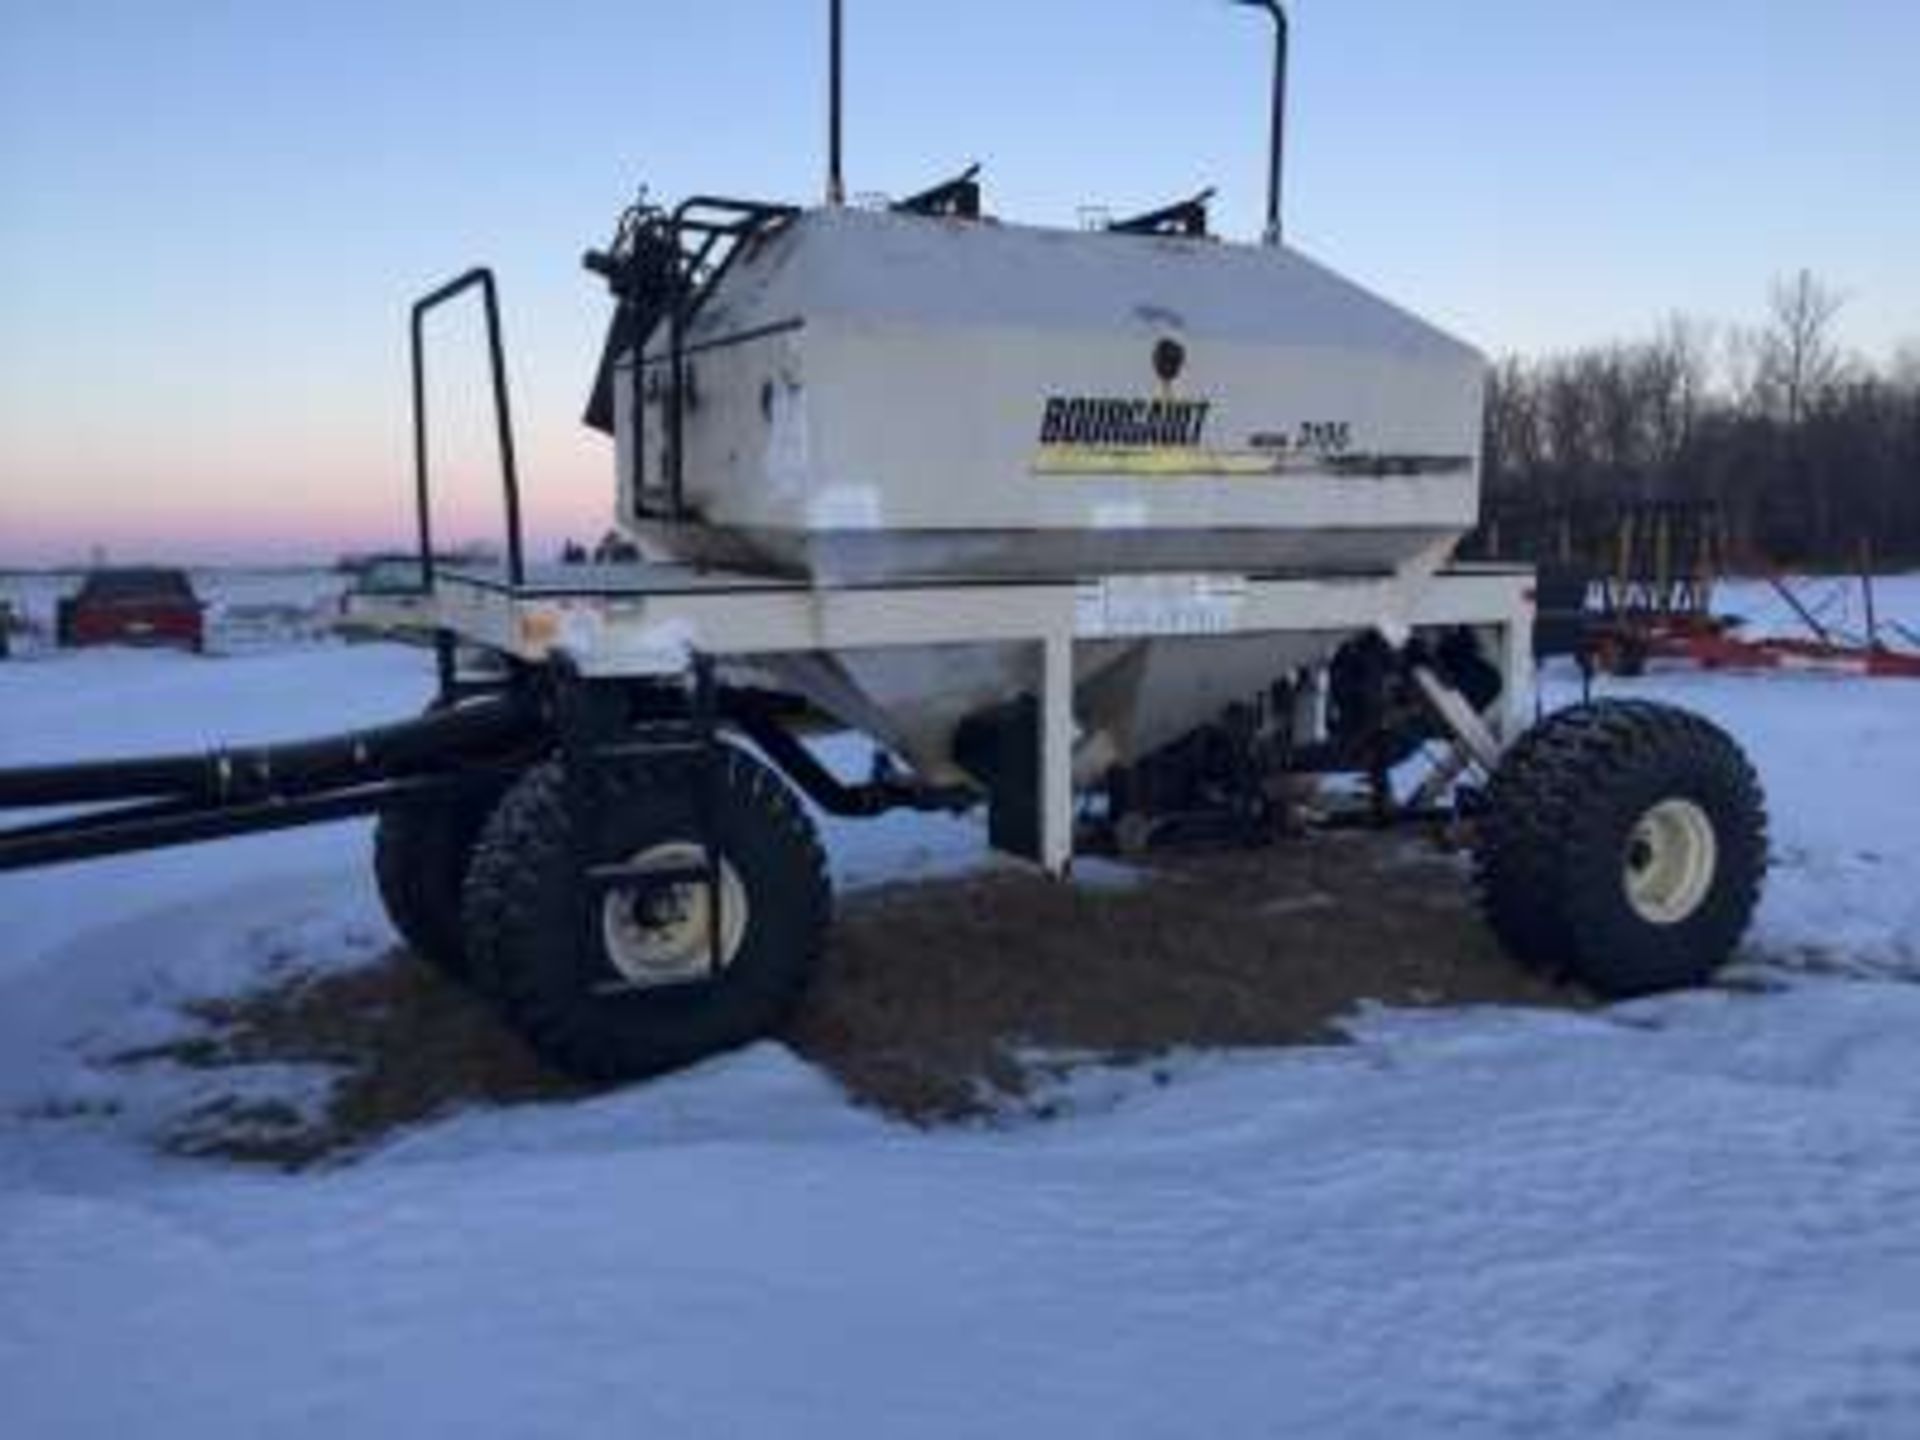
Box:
1038;396;1211;448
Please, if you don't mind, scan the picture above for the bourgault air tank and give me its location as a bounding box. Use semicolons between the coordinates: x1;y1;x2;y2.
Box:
613;206;1486;585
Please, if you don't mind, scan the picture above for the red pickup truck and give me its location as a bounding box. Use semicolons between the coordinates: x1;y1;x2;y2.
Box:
57;568;206;653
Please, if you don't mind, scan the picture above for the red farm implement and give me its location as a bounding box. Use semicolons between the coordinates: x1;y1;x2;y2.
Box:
1629;570;1920;679
1478;500;1919;681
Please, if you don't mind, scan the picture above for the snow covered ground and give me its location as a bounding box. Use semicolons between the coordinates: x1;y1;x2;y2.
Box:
2;576;1918;1437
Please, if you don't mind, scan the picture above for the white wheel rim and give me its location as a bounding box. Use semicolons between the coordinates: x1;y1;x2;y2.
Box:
600;842;748;986
1623;798;1718;925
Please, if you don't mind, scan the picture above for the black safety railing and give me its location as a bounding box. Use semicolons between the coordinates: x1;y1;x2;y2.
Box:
660;198;797;518
584;196;798;523
410;267;525;591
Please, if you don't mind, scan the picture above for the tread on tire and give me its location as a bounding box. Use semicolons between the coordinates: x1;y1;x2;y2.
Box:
1473;699;1767;997
462;745;830;1082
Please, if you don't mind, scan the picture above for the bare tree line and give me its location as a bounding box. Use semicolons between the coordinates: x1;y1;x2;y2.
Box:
1481;272;1920;568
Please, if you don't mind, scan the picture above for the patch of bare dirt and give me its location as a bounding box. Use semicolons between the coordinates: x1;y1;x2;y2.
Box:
787;832;1584;1121
111;961;588;1168
113;831;1584;1165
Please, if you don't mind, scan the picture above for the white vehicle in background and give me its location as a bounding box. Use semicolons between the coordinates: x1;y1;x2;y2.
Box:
335;554;435;643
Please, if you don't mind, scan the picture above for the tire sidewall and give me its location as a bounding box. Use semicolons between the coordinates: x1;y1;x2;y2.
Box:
1560;724;1764;993
375;786;507;979
477;752;828;1079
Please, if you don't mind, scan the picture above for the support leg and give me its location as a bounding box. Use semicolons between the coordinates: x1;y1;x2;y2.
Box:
1410;665;1503;773
1039;632;1074;876
1498;611;1536;742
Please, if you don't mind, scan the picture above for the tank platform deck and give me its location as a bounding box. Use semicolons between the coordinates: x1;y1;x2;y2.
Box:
430;559;1534;674
426;560;1535;875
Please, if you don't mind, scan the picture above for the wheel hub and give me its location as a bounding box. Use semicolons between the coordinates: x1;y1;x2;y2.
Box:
1623;798;1718;925
600;841;748;985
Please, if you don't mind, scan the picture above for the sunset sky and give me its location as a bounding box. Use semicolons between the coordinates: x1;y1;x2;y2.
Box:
3;0;1917;566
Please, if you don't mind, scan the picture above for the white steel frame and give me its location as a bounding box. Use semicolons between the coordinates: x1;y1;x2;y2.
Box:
428;564;1536;876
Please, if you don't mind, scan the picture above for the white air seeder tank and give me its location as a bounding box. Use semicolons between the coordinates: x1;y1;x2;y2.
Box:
616;208;1483;583
595;199;1487;788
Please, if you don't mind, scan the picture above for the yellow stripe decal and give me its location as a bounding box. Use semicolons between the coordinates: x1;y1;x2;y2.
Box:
1031;445;1286;477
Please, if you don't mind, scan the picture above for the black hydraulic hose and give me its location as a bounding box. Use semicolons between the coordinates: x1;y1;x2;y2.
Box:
0;774;477;874
731;707;890;816
0;694;538;810
728;704;971;818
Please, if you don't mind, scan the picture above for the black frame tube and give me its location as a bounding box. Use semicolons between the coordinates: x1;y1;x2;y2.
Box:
0;660;982;871
0;694;535;810
1234;1;1288;245
410;267;525;587
0;775;485;874
828;0;845;205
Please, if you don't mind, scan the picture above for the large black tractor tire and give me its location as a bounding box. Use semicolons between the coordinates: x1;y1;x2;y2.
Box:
373;787;508;982
1473;700;1766;997
461;746;831;1083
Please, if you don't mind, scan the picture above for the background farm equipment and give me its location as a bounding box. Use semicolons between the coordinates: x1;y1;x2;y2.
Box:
1667;567;1920;679
335;554;439;643
1478;498;1920;680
